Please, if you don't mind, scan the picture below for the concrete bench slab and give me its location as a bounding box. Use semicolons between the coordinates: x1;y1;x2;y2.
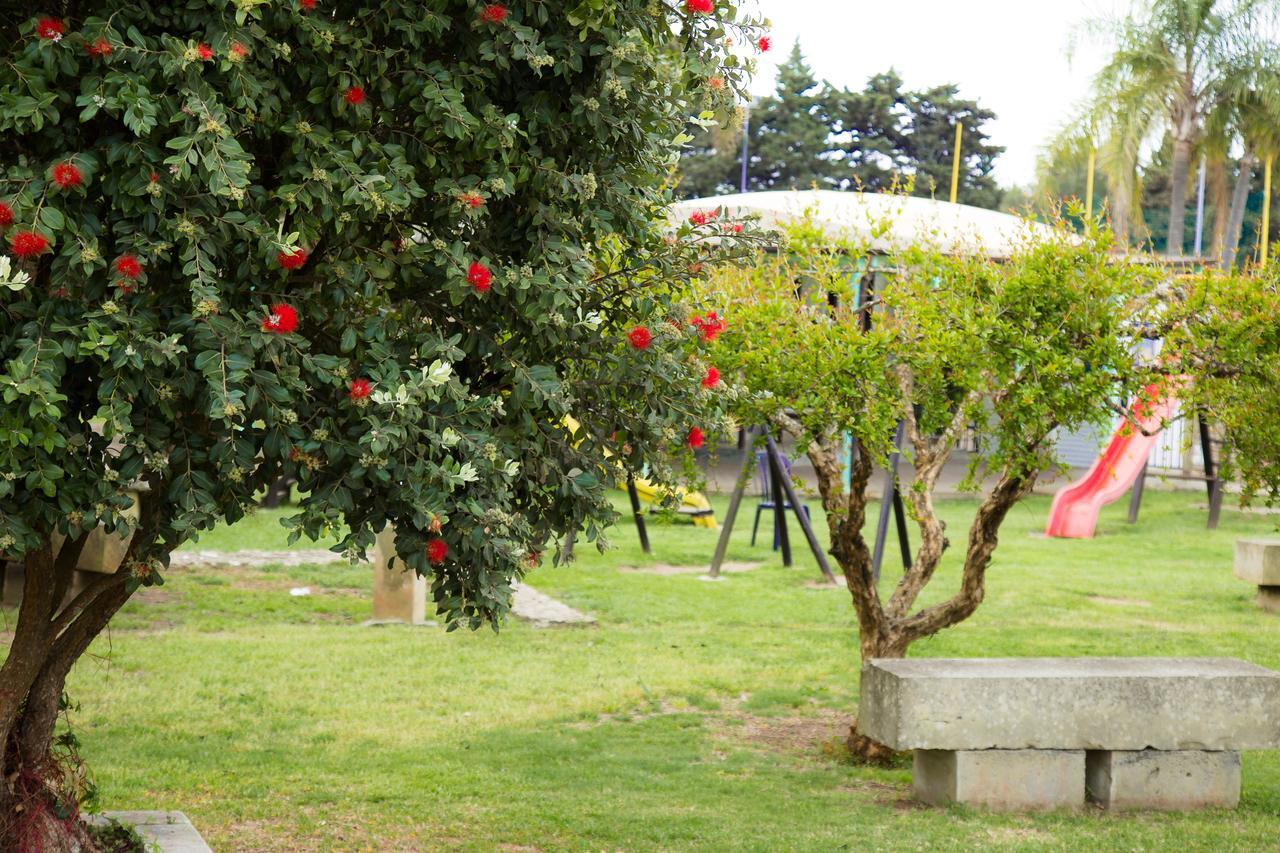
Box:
859;657;1280;752
860;657;1280;811
1235;538;1280;613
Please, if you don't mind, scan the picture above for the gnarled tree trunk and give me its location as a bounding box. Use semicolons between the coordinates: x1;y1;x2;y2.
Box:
781;389;1044;765
0;514;149;850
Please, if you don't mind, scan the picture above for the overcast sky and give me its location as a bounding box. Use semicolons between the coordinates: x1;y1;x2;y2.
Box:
748;0;1131;188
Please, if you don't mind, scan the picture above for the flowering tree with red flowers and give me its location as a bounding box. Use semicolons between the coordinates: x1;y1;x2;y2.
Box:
0;1;764;845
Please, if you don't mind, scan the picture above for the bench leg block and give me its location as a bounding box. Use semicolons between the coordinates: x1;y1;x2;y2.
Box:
913;749;1085;810
1086;749;1240;810
1257;586;1280;614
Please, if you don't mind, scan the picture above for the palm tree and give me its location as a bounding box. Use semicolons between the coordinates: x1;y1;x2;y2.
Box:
1089;0;1271;257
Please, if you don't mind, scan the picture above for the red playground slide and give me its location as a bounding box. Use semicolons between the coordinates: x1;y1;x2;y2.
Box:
1044;384;1179;539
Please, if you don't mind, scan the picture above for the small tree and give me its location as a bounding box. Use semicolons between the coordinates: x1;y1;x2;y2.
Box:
0;2;764;846
706;216;1168;759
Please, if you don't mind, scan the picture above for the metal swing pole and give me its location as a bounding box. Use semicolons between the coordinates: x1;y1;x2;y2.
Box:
764;433;836;583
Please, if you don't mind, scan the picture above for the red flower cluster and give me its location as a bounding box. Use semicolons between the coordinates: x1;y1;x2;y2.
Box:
688;210;710;226
349;378;372;400
467;261;492;292
51;162;83;189
114;254;143;280
628;326;652;350
426;538;449;565
36;17;63;41
758;36;771;52
262;303;299;334
230;42;248;59
0;202;13;229
344;86;366;105
9;231;49;258
691;311;726;342
687;427;706;449
480;3;508;23
702;366;720;389
196;43;214;61
459;191;485;209
299;0;317;10
277;248;308;270
86;38;113;58
685;0;714;13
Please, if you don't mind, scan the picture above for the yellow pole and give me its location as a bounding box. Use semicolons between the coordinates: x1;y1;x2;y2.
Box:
949;122;963;204
1085;148;1096;219
1263;156;1273;268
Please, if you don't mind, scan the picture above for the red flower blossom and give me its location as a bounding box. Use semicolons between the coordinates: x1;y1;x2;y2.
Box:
467;261;492;292
685;0;714;13
276;248;308;270
758;36;771;52
299;0;317;10
692;311;726;343
0;202;13;229
262;303;299;334
149;172;160;183
114;254;143;280
426;538;448;565
480;3;508;23
9;231;49;259
349;378;372;400
35;17;64;41
197;43;214;61
230;42;248;59
689;210;709;226
628;326;652;350
51;162;83;189
687;427;706;449
344;86;366;105
459;191;485;209
702;366;720;389
86;38;113;57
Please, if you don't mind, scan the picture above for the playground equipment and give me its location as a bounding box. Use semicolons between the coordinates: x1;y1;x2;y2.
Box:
1045;385;1178;538
559;415;718;557
623;476;717;530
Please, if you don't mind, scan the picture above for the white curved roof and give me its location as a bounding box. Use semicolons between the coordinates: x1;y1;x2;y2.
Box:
669;190;1063;259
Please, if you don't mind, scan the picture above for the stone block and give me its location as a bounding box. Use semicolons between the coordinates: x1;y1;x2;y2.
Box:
91;811;212;853
913;749;1085;810
50;487;142;575
371;526;427;625
1259;587;1280;614
1086;749;1240;810
858;657;1280;751
1235;538;1280;586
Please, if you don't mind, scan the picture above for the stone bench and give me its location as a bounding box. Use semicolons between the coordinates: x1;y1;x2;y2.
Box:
858;657;1280;811
2;487;143;608
1235;538;1280;613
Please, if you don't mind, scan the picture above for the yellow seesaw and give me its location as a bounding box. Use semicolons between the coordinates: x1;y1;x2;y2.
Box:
562;416;718;529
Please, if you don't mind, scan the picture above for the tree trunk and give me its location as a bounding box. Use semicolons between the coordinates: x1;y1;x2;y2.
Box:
1222;150;1256;270
0;534;135;852
1209;154;1228;260
1167;133;1195;257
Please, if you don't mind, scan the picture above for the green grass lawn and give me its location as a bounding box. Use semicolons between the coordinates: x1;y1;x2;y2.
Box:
17;489;1280;850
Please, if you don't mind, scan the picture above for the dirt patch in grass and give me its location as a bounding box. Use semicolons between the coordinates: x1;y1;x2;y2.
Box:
803;579;844;590
709;707;850;760
617;561;761;576
1088;595;1152;608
